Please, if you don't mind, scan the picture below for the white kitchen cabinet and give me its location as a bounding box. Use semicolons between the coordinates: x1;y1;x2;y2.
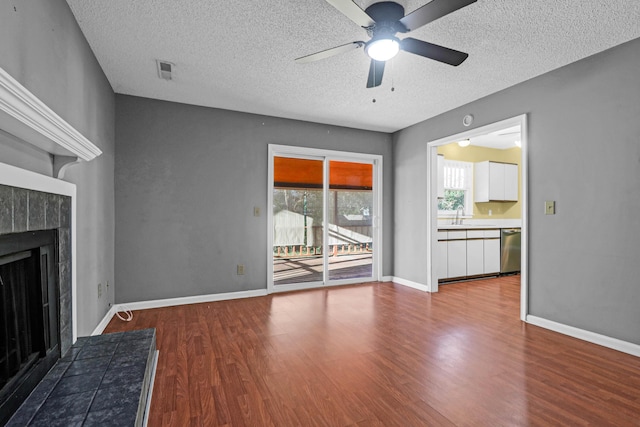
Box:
483;238;500;274
447;239;467;278
466;239;484;276
437;154;445;199
475;161;518;202
503;163;518;201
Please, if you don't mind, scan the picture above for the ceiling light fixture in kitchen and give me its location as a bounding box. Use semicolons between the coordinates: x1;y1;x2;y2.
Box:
514;140;521;147
458;139;471;147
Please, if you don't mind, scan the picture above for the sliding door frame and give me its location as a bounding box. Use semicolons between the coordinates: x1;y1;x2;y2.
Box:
267;144;383;294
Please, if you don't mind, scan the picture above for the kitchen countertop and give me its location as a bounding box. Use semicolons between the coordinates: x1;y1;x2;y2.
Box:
437;220;521;230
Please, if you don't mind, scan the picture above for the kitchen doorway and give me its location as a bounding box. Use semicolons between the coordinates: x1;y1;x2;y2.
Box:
267;145;383;293
426;115;528;320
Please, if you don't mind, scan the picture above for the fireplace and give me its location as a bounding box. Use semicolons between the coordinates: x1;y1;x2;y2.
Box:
0;185;73;426
0;230;60;425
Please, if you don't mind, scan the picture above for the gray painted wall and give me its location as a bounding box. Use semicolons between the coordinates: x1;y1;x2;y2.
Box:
394;37;640;344
0;0;115;336
115;95;393;303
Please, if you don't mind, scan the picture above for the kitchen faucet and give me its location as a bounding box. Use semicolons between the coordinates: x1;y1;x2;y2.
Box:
452;205;464;225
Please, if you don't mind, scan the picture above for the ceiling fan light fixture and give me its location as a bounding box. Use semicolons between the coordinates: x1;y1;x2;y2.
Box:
365;37;400;61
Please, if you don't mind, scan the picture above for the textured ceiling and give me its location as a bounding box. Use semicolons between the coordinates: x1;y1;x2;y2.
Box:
65;0;640;133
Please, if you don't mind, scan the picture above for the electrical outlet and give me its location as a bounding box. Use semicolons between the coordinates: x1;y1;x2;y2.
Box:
545;201;556;215
237;264;245;275
98;283;102;298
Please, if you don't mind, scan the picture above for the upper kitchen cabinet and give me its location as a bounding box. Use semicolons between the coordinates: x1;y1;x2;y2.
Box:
475;161;518;202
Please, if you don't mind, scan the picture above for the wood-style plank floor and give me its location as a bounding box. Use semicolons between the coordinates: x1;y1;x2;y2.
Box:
104;277;640;426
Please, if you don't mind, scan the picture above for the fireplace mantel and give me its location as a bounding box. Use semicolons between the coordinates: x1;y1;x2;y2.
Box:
0;67;102;177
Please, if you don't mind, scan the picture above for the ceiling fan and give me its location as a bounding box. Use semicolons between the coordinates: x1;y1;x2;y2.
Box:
295;0;476;88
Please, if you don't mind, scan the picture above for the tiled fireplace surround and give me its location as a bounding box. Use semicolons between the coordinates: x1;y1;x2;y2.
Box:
0;183;73;355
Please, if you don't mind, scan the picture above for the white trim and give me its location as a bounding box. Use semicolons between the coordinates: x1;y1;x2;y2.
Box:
381;275;393;282
92;289;271;335
391;276;429;292
426;114;529;322
117;289;268;311
91;305;118;336
0;161;78;343
0;67;102;161
527;315;640;358
143;350;159;427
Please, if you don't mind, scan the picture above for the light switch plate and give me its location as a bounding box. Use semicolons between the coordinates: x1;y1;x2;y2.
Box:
254;206;260;217
545;201;555;215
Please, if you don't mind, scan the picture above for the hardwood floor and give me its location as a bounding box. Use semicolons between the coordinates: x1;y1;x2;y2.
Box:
104;277;640;426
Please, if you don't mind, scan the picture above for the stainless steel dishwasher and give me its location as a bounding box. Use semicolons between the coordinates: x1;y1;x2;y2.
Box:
500;228;521;274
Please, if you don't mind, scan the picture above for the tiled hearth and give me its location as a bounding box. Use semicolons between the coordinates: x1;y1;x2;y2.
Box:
7;329;157;426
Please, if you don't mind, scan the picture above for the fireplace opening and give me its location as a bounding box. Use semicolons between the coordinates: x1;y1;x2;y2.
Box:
0;230;59;426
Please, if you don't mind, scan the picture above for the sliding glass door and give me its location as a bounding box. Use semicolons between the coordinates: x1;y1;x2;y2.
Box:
272;157;325;285
327;161;373;281
269;146;381;292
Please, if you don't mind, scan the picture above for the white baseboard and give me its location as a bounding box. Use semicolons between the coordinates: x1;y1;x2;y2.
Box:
121;289;268;311
526;315;640;358
381;276;393;282
390;276;429;292
91;289;268;335
91;305;117;336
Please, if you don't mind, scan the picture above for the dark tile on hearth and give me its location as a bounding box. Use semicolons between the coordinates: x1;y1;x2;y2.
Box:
120;328;155;341
28;377;58;403
84;407;137;426
110;348;148;368
30;414;85;427
86;332;123;346
50;372;103;397
101;363;147;388
90;382;142;413
118;337;153;353
6;405;36;426
60;341;84;362
45;361;70;381
12;187;27;232
76;342;117;360
27;190;45;230
6;377;60;425
30;390;94;425
0;185;12;233
72;336;91;348
64;356;111;377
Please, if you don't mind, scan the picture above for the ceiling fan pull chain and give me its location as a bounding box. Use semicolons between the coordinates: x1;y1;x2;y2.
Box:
391;58;395;92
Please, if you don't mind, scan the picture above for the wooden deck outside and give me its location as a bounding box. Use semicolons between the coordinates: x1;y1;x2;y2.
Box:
273;253;373;284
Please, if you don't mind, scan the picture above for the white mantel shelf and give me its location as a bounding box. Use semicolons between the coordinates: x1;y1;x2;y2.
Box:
0;66;102;163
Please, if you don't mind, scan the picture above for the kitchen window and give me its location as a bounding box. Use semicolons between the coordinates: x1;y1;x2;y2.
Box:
438;160;473;216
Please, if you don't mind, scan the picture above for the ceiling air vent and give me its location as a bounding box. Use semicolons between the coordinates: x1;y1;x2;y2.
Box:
156;60;174;80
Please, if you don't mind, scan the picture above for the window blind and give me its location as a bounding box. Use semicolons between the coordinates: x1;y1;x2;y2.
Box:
443;160;473;190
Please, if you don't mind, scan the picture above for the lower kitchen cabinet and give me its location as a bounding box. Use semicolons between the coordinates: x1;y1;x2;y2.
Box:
466;239;484;276
438;228;503;281
447;240;467;278
484;238;500;274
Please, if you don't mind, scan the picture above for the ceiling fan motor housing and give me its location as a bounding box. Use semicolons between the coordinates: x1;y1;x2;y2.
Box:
364;1;408;35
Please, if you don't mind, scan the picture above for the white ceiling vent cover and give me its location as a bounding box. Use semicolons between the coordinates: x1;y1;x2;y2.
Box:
156;60;174;80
